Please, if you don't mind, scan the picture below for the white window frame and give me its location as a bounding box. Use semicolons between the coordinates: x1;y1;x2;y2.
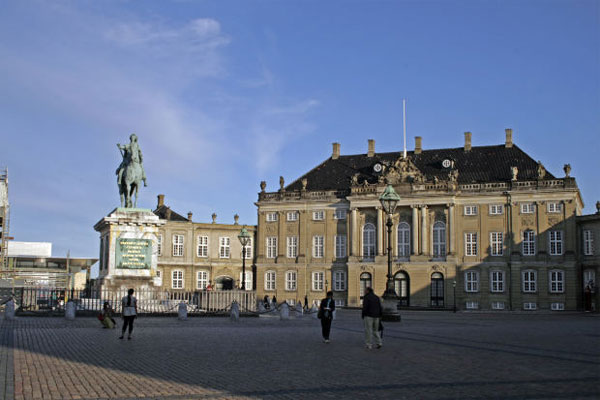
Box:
266;212;278;222
265;270;276;291
285;270;297;291
549;230;563;255
157;234;163;256
522;270;537;293
465;271;479;293
489;204;503;215
239;271;252;290
397;222;411;258
522;230;536;256
312;210;325;221
266;237;278;259
464;205;478;216
172;270;184;289
583;230;594;256
551;302;565;311
219;237;230;259
466;301;479;310
313;235;324;258
465;232;478;256
490;232;503;256
492;301;505;310
363;223;376;259
521;203;535;214
334;209;347;220
547;202;562;213
490;270;505;293
156;269;161;278
312;271;324;291
333;270;346;291
197;270;209;290
335;235;347;258
286;211;298;222
523;302;537;310
286;236;297;259
172;234;184;257
334;299;346;307
549;270;564;293
242;237;253;259
432;221;446;258
197;235;208;258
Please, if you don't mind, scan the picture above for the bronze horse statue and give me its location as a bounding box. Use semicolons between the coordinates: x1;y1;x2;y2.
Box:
117;134;147;208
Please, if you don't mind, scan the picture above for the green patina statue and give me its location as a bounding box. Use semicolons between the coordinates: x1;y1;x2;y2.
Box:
116;134;147;208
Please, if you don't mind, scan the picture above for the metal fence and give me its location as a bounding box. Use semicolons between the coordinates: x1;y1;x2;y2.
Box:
13;288;257;316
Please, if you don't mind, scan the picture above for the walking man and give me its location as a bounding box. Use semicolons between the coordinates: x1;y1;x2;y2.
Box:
362;287;382;349
319;291;335;343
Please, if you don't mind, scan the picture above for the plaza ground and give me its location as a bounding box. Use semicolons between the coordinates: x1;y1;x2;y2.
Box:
0;310;598;400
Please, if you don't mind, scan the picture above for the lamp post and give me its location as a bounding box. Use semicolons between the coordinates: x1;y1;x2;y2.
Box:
237;226;251;291
453;280;457;313
379;184;401;321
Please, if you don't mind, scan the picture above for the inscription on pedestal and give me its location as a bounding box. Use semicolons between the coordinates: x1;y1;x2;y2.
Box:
116;238;152;269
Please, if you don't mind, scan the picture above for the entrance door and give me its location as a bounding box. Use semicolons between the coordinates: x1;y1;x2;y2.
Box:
430;272;444;307
394;271;410;307
216;276;234;290
360;272;372;303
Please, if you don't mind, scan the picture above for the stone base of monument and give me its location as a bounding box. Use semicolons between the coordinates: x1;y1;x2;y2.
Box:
381;294;401;322
94;208;165;291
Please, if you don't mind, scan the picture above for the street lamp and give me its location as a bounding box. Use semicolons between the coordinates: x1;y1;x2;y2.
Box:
453;280;457;313
379;184;401;321
238;226;251;291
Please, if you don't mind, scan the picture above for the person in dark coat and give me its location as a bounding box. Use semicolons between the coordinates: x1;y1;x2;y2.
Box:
361;287;382;349
319;291;336;343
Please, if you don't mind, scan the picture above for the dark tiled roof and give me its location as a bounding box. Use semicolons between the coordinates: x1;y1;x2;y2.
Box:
286;145;556;191
153;205;189;222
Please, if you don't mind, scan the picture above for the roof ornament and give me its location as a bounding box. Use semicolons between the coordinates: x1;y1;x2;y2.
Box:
537;161;546;179
448;169;459;183
351;173;360;186
279;176;285;192
260;181;266;193
511;166;518;181
211;213;217;224
563;164;571;178
596;201;600;214
301;178;308;191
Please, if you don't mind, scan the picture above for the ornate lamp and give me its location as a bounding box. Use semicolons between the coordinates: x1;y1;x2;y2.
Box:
378;184;401;320
238;226;251;290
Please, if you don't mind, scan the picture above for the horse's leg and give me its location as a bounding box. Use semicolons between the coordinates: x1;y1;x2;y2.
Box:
125;183;131;208
133;184;138;208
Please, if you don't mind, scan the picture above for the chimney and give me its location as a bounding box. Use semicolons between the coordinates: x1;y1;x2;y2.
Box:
187;212;193;221
367;139;375;157
464;132;472;152
415;136;422;154
505;128;513;148
157;194;165;208
332;142;340;159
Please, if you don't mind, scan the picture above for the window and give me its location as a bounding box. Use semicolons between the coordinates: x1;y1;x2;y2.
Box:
551;302;564;311
490;270;505;293
583;230;594;255
549;231;563;255
397;222;411;257
547;202;562;213
489;204;503;215
335;235;347;258
363;223;376;259
286;236;297;258
266;212;278;222
333;270;346;291
492;301;505;310
156;270;161;278
157;234;163;256
433;222;446;258
584;269;596;290
312;210;324;221
197;236;208;257
197;270;209;289
521;203;535;214
522;230;536;256
313;236;324;258
465;233;477;256
172;235;184;257
360;273;372;298
312;271;324;291
239;271;252;290
466;301;479;310
266;237;277;259
523;302;537;310
334;299;346;307
464;205;478;216
285;271;297;291
490;232;503;256
242;238;252;259
334;209;347;220
219;237;230;258
465;271;479;292
172;270;184;289
265;271;276;290
522;270;537;293
549;270;564;293
286;211;298;221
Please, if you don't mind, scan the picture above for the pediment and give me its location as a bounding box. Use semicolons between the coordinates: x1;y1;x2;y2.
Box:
383;156;425;184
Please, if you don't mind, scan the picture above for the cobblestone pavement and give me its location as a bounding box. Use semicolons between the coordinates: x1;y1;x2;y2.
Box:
0;310;599;400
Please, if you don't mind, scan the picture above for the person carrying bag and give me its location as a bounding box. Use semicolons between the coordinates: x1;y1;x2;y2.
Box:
318;291;336;343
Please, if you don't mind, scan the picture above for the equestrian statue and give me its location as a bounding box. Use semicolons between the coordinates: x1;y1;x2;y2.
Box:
116;134;147;208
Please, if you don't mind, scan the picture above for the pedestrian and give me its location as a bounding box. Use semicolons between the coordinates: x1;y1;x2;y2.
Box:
120;288;137;340
304;295;308;310
318;291;335;343
362;287;382;349
99;301;116;329
263;295;270;310
272;295;277;307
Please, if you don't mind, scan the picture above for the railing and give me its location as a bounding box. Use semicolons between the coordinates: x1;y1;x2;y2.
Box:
13;288;256;315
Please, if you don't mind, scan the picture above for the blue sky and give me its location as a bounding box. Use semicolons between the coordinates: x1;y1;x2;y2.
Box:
1;0;598;261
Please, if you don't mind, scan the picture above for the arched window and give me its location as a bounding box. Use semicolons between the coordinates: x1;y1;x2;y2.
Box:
394;271;409;306
430;272;444;307
363;223;376;259
433;221;446;258
397;222;410;257
360;272;372;298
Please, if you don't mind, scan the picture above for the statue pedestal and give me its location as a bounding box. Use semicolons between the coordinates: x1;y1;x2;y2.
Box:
94;208;165;291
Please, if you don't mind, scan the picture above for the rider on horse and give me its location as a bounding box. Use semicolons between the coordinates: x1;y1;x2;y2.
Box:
116;134;147;188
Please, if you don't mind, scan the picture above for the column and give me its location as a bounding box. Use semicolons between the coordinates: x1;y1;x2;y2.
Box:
351;208;358;256
377;207;383;256
346;208;351;256
412;206;419;255
449;204;455;254
421;205;428;256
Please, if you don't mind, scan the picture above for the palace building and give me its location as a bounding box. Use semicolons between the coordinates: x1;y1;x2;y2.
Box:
254;130;590;311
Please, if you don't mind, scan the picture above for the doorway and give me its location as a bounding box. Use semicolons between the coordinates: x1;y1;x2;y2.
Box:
394;271;410;307
430;272;444;307
216;276;234;290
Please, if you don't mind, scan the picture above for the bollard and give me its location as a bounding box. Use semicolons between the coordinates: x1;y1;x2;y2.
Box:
310;304;319;319
178;302;188;320
65;301;76;320
280;302;290;320
4;299;15;321
230;301;240;322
